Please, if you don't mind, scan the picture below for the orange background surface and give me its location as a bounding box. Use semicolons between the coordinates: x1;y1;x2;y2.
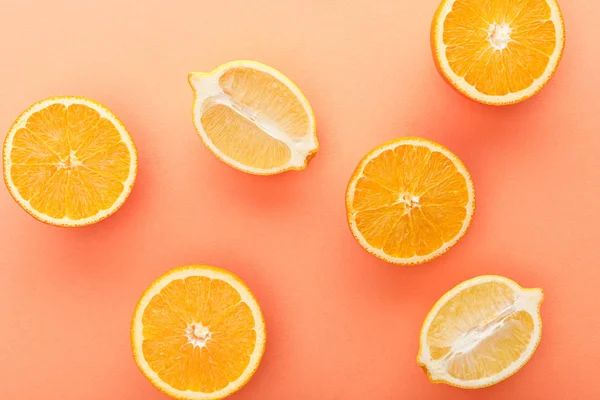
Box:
0;0;599;399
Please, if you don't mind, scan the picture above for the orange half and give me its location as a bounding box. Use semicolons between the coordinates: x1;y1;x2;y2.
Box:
432;0;565;105
131;265;266;400
346;137;475;265
3;97;137;226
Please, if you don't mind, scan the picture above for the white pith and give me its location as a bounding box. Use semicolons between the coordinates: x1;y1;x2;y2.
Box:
131;266;266;400
3;97;137;226
189;61;317;174
186;323;211;349
57;151;84;169
433;0;565;104
346;138;475;265
487;23;511;50
418;276;543;388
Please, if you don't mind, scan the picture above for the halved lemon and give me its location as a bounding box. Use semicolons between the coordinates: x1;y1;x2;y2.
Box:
432;0;565;105
3;97;137;227
131;265;266;400
189;61;318;175
418;275;543;388
346;137;475;265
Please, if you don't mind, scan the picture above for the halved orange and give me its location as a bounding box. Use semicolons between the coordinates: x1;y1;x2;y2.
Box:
189;61;318;175
346;137;475;265
432;0;565;105
3;97;137;226
131;265;266;400
418;275;543;388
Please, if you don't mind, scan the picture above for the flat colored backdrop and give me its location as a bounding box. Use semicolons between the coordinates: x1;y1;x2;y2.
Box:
0;0;598;399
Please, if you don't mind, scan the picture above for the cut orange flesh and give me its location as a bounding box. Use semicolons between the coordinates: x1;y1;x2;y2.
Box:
418;275;543;388
346;137;475;265
131;265;266;400
189;61;318;175
432;0;565;104
3;97;137;226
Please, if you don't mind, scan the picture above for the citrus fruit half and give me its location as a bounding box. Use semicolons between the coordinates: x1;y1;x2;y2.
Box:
418;275;543;388
189;61;318;175
131;265;266;400
346;137;475;265
3;96;137;226
431;0;565;105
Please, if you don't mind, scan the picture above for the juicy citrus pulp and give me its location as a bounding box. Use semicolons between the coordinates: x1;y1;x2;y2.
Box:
432;0;565;104
418;275;543;388
3;97;137;226
189;61;318;175
346;137;475;265
131;265;266;400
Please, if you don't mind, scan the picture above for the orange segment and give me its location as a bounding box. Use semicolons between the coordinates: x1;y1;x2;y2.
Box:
30;168;69;219
432;0;565;104
427;281;518;360
25;103;70;157
3;97;137;226
74;118;124;158
447;311;534;381
9;164;58;200
131;265;266;400
65;168;124;220
218;67;311;139
346;137;475;265
81;142;131;181
189;61;318;175
418;276;543;388
200;103;292;169
11;128;60;164
66;102;102;136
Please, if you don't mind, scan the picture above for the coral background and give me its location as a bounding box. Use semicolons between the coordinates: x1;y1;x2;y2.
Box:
0;0;599;399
